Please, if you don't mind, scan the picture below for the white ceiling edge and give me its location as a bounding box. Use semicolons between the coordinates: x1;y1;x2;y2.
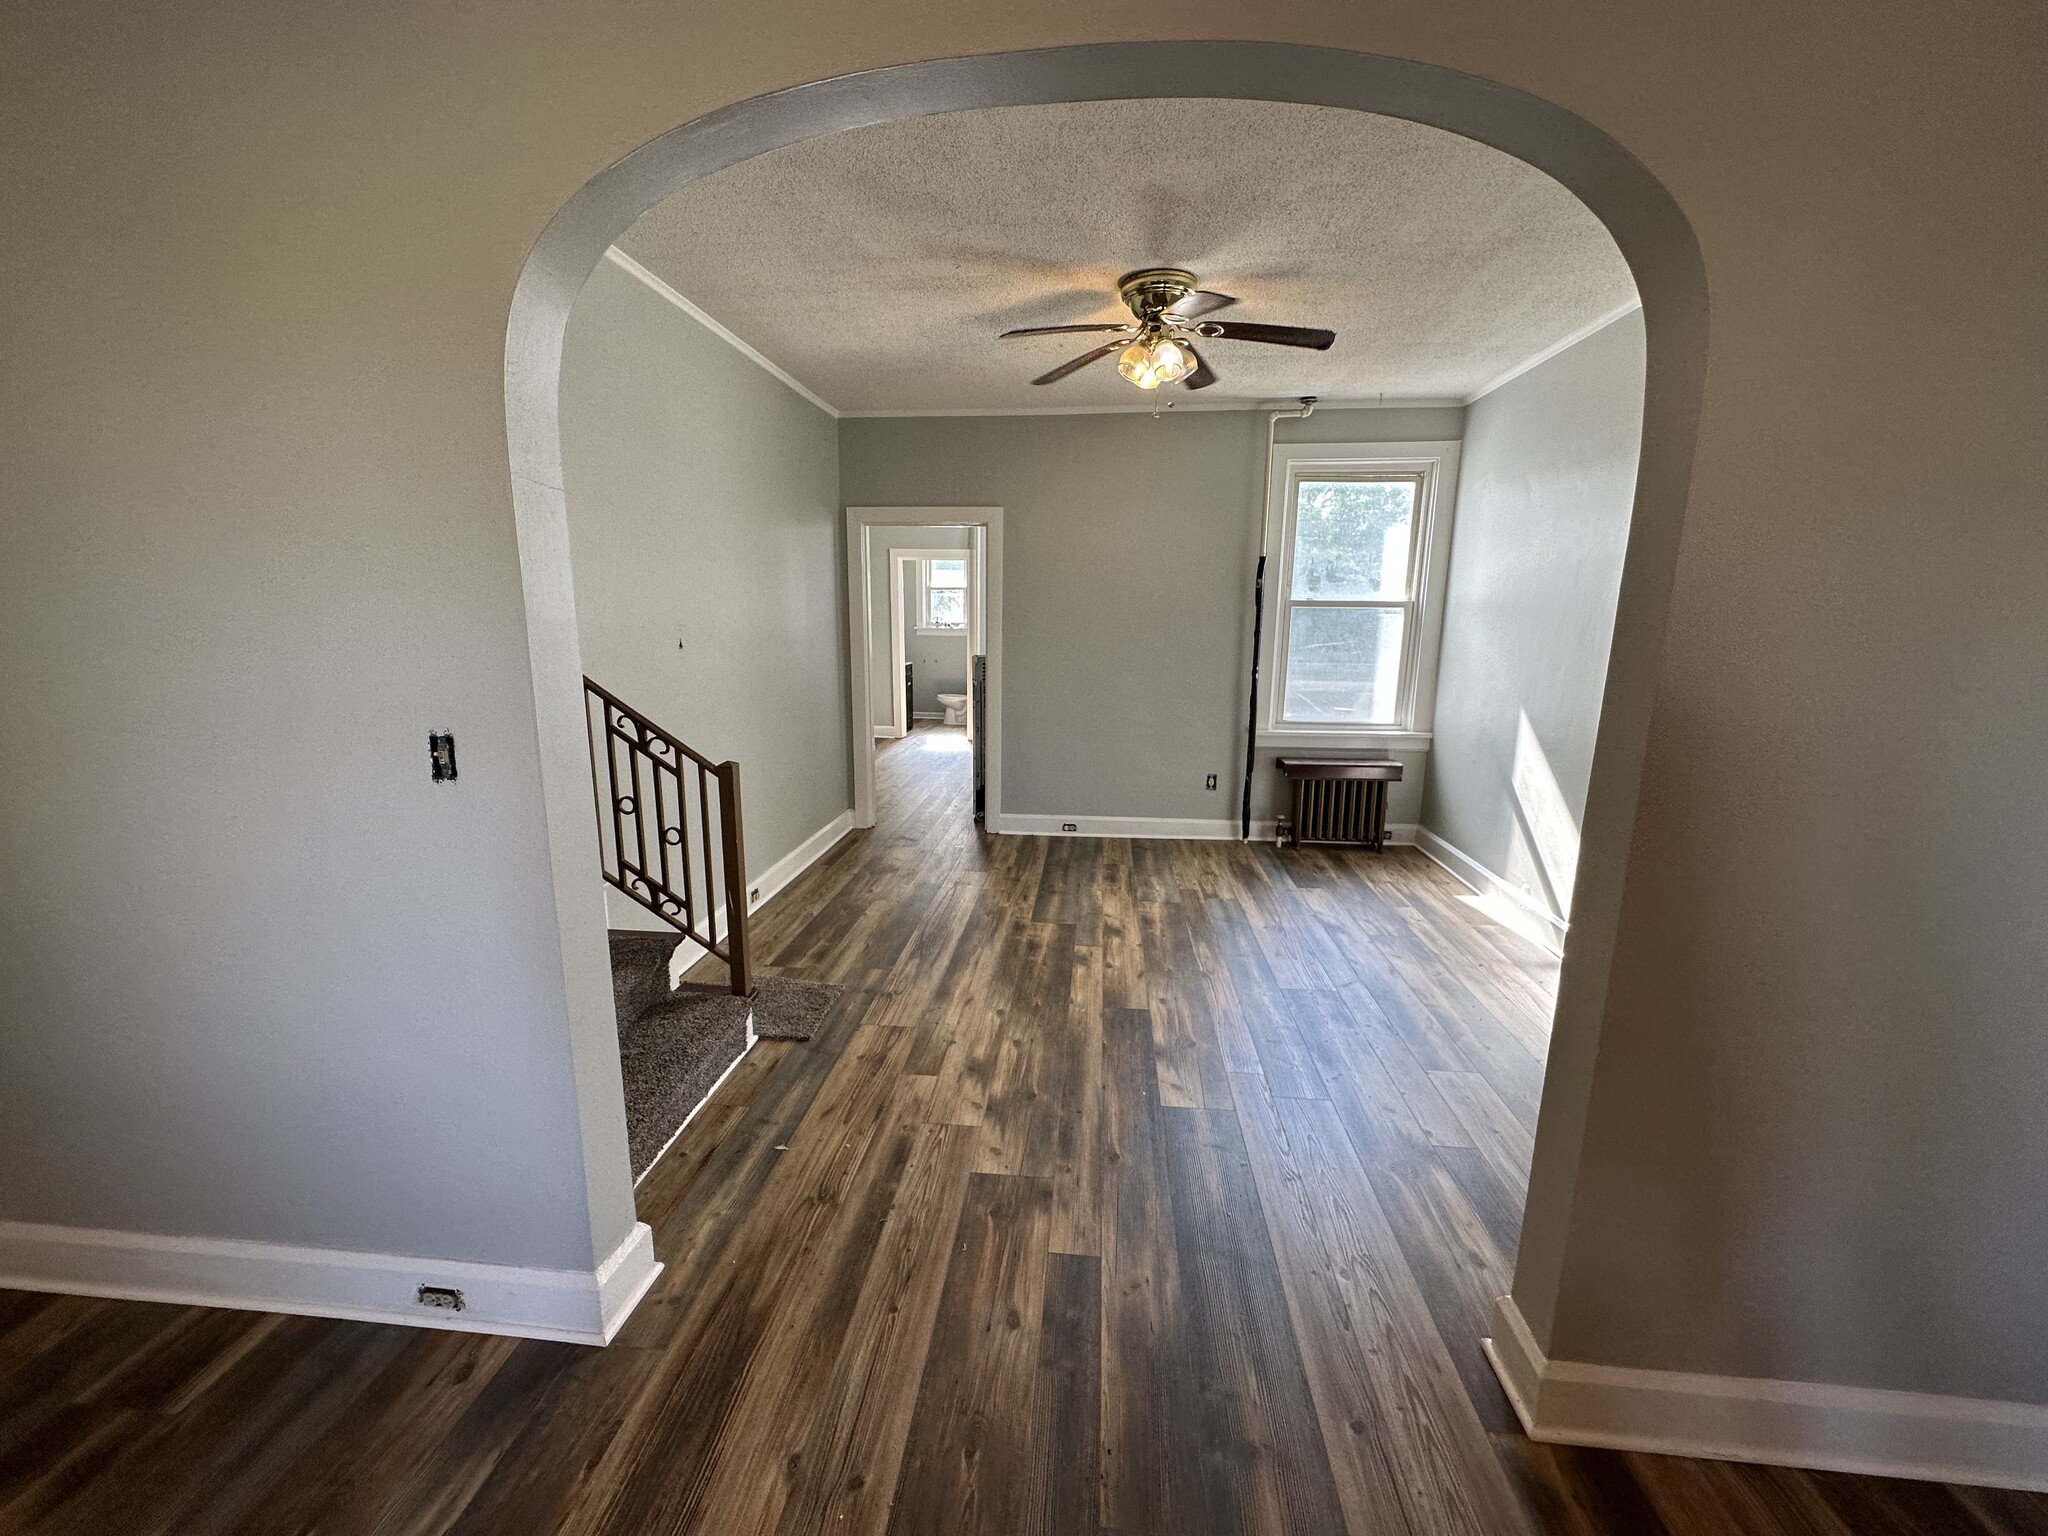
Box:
604;243;1634;422
1461;297;1643;405
605;247;841;417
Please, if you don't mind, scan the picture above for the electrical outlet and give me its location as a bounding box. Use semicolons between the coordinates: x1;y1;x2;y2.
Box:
416;1284;465;1312
1205;773;1218;791
1061;822;1078;832
428;732;457;783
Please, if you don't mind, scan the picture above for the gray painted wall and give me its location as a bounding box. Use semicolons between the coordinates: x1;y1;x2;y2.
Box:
864;524;971;727
563;257;848;928
1422;312;1644;922
839;407;1461;827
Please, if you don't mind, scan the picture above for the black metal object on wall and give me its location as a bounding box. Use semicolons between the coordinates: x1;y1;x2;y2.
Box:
971;653;987;821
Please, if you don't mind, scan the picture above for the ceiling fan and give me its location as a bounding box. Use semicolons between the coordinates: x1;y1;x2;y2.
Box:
1001;267;1335;391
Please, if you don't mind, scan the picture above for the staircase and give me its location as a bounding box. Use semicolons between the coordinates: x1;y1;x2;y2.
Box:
606;930;754;1179
584;677;753;997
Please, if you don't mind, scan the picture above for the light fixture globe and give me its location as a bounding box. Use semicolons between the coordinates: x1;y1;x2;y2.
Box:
1116;335;1196;390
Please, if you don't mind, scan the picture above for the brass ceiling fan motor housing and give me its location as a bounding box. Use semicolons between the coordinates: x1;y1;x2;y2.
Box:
1117;267;1199;326
1004;267;1331;388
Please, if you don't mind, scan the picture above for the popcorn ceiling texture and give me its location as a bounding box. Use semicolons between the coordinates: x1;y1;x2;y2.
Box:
618;98;1638;412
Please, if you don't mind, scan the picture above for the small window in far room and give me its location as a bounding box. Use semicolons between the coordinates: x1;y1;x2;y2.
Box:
920;558;967;631
1278;475;1425;727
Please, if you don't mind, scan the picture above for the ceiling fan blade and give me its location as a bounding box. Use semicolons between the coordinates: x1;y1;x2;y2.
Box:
1204;320;1336;351
1164;289;1238;321
1031;340;1124;385
1182;345;1219;390
1000;323;1132;338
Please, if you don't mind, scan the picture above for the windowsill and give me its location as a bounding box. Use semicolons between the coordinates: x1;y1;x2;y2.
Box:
914;627;968;637
1257;728;1432;751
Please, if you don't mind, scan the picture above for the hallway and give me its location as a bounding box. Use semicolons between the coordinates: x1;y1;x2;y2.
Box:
0;728;2040;1533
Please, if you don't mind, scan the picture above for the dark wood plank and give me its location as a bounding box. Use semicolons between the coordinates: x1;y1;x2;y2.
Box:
775;1119;980;1536
887;1172;1055;1536
223;1328;522;1535
1022;1251;1101;1536
30;1314;417;1536
1234;1072;1532;1536
1047;940;1105;1257
1155;1100;1352;1535
1098;1005;1175;1535
1952;1482;2048;1535
1629;1452;1860;1536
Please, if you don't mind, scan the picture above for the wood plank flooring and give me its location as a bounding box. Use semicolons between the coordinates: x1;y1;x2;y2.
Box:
2;722;2043;1533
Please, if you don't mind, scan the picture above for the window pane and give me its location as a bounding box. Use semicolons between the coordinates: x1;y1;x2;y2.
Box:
929;559;967;589
1289;479;1416;601
1282;607;1405;723
927;587;965;627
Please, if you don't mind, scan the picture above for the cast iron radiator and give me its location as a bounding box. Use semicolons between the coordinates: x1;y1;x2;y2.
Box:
1277;758;1404;850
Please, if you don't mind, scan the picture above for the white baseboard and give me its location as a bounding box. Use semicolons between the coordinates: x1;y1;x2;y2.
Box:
0;1217;661;1346
1485;1294;2048;1493
1414;826;1567;955
997;813;1276;840
749;809;855;913
996;813;1415;846
666;809;855;984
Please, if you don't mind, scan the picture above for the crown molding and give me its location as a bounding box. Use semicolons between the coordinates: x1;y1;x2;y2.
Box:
603;247;842;418
840;396;1466;419
602;243;1634;420
1462;299;1643;406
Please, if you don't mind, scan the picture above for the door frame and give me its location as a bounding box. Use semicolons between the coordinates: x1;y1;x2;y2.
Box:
882;546;981;741
844;507;1002;830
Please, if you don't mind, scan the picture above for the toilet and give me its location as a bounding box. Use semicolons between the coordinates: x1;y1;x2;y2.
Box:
936;691;969;727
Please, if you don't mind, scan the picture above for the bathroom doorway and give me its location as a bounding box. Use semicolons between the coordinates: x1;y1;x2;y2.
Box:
880;543;977;743
844;506;1002;831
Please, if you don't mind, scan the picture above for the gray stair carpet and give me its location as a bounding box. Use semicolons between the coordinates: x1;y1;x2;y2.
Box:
607;930;842;1180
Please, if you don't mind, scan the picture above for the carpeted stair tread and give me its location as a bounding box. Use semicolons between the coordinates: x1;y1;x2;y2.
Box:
608;930;677;1029
747;975;843;1040
607;930;846;1179
618;990;751;1178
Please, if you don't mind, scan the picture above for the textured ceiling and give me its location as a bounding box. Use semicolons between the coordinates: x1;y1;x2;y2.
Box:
616;99;1637;413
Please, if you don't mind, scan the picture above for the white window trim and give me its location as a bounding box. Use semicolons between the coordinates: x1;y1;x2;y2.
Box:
913;554;970;635
1258;441;1462;749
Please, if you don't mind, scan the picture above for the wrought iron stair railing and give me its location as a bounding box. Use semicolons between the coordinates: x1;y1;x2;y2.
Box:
583;677;752;997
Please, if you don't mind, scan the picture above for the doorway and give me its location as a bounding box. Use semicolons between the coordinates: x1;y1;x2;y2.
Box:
875;541;980;744
844;506;1003;832
504;41;1706;1399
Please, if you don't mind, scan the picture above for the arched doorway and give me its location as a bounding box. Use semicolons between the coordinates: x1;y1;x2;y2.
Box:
506;39;1706;1364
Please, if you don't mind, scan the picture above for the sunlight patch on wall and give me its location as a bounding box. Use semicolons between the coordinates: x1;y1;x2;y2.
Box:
1501;710;1581;920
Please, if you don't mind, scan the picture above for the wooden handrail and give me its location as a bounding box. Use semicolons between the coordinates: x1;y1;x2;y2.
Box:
584;678;753;997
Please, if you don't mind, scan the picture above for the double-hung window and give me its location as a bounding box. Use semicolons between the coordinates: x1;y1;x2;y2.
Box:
1265;444;1458;742
918;558;967;632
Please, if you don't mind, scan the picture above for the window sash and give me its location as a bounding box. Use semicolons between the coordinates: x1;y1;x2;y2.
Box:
1276;471;1430;729
919;559;967;630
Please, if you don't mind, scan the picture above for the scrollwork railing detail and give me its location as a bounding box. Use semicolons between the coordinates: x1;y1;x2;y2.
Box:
584;677;753;996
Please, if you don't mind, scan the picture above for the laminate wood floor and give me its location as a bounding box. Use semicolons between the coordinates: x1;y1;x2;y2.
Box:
3;722;2043;1534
